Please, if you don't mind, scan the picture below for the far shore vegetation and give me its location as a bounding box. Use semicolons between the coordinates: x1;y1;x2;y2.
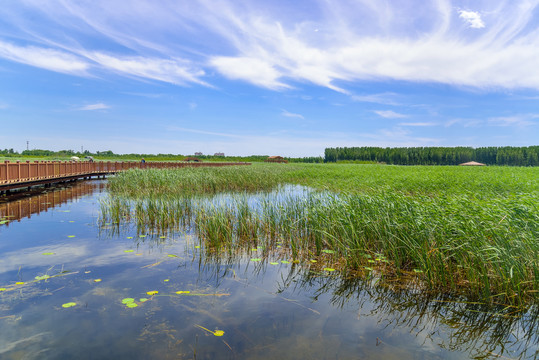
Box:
101;163;539;307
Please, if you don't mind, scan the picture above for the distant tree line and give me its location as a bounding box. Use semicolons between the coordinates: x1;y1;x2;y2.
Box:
324;146;539;166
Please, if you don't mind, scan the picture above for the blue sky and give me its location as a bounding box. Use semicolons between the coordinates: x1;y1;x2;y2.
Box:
1;0;538;157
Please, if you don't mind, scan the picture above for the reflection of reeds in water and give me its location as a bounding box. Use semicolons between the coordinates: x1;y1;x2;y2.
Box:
100;187;539;307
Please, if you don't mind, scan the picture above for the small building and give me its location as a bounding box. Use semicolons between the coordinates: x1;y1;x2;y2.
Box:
214;152;225;157
459;161;486;166
194;152;203;156
265;156;288;163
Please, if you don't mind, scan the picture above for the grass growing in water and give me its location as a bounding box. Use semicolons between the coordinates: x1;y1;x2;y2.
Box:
103;164;539;305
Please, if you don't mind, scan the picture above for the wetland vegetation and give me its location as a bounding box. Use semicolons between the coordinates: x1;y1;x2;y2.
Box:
103;163;539;307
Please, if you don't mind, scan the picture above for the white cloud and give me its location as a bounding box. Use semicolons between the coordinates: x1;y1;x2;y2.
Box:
488;115;538;127
209;56;289;90
352;93;401;105
399;122;437;127
374;110;408;119
281;109;304;119
0;102;8;109
0;40;88;75
459;10;485;29
77;103;110;111
87;52;209;86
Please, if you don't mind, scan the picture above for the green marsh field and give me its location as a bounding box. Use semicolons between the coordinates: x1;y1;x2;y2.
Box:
103;163;539;307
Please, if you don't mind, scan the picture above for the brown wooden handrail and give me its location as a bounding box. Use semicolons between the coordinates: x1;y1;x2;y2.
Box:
0;160;250;186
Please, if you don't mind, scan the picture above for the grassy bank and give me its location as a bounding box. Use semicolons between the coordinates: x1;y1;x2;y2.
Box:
103;164;539;305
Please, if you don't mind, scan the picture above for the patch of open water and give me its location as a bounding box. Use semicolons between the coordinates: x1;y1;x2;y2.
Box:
0;181;537;359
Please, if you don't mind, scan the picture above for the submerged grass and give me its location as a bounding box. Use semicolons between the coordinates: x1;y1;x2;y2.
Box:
103;163;539;306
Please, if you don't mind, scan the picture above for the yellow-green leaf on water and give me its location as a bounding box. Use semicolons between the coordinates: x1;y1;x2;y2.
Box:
127;236;133;239
126;302;138;308
176;291;190;294
42;252;55;255
195;246;200;249
159;236;166;239
124;250;134;253
167;254;178;258
146;291;158;296
35;275;51;281
121;298;135;304
139;298;148;302
139;235;146;238
163;279;170;282
93;279;102;283
269;262;279;265
15;282;24;285
195;324;224;337
135;253;142;256
67;235;75;238
69;221;75;223
323;268;336;272
62;302;76;308
250;258;261;262
281;260;290;264
0;288;6;291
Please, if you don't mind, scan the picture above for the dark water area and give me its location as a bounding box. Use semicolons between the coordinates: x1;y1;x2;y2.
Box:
0;181;537;359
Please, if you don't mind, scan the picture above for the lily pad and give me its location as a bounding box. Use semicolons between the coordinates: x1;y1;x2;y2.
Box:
127;236;133;239
163;279;170;282
281;260;290;264
139;298;148;302
124;250;134;253
0;220;9;225
269;262;279;265
0;288;6;291
62;302;77;308
139;235;146;238
126;302;138;308
146;290;158;296
42;252;55;255
167;254;178;258
250;258;262;262
15;282;24;285
93;279;102;283
176;290;190;294
159;236;167;239
121;298;135;304
67;235;75;238
213;330;225;336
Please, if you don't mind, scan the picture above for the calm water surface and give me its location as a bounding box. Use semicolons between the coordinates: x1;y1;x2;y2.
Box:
0;181;537;359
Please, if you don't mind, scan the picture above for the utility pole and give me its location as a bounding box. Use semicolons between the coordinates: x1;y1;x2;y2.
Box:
26;140;29;151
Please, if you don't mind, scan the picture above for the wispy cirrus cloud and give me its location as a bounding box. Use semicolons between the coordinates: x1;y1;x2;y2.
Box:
399;122;437;127
77;103;110;111
374;110;408;119
281;109;304;119
488;114;539;127
1;0;539;91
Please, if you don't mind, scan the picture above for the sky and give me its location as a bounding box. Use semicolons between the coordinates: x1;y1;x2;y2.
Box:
1;0;538;157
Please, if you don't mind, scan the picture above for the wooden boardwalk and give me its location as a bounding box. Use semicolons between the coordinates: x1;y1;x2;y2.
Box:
0;160;249;193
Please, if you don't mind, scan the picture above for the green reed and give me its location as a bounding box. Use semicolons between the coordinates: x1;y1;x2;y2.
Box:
102;164;539;305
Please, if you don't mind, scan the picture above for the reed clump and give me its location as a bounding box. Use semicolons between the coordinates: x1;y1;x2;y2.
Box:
102;164;539;305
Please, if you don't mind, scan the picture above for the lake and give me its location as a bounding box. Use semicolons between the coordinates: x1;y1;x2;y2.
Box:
0;180;537;359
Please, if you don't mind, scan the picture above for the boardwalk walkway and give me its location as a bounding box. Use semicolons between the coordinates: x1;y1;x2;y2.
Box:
0;160;249;193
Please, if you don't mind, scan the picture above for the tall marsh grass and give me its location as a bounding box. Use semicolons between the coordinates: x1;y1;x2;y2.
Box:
102;164;539;305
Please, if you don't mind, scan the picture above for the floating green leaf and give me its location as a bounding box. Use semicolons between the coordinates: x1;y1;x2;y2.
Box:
15;282;24;285
139;235;146;238
35;275;51;281
93;279;102;283
124;250;134;253
250;258;261;262
175;290;190;294
195;324;224;337
62;302;76;308
269;262;279;265
139;298;148;302
127;236;133;239
0;288;6;291
42;252;55;255
159;236;166;239
0;220;8;225
195;246;200;249
67;235;75;238
121;298;135;304
146;290;158;296
167;254;178;258
126;302;138;308
281;260;290;264
164;279;170;282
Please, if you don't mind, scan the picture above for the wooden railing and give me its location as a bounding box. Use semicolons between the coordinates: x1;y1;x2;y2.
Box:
0;160;250;186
